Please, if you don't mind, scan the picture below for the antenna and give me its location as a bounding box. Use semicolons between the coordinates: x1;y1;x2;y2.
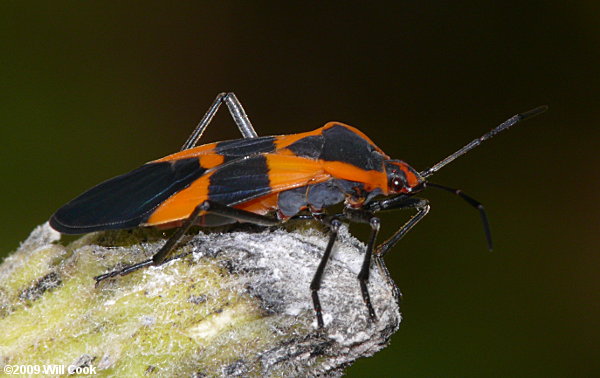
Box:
420;105;548;178
427;182;493;250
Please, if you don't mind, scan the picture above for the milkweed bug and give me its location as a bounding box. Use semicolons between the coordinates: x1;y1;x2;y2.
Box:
50;93;547;328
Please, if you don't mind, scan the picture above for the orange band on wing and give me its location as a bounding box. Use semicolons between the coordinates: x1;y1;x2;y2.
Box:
145;174;212;226
265;154;330;191
152;142;219;163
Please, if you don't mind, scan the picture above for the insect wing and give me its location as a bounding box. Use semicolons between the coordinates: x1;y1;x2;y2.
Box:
145;153;330;226
50;158;205;234
153;135;278;163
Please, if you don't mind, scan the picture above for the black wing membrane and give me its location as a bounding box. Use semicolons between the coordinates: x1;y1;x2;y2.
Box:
207;154;272;205
214;136;276;162
50;158;205;234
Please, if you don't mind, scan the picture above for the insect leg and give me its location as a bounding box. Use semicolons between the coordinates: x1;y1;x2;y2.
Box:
310;217;341;328
365;196;431;259
342;208;381;321
358;217;380;321
364;196;430;295
94;200;279;284
181;92;258;150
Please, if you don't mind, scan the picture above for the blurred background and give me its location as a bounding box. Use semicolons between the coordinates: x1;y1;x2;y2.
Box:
1;2;598;376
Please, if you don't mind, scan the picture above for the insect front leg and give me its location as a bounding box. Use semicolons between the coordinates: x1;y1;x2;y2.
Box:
94;200;279;285
372;197;430;259
181;92;259;150
362;196;430;296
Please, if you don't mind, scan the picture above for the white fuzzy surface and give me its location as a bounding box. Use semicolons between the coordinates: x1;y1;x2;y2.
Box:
0;223;400;376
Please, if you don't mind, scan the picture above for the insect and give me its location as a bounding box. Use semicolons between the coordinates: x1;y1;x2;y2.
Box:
50;93;547;328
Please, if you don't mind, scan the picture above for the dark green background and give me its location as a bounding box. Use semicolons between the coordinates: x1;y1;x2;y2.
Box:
2;2;598;377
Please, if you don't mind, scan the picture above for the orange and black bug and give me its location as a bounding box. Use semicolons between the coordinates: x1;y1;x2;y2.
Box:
50;93;547;328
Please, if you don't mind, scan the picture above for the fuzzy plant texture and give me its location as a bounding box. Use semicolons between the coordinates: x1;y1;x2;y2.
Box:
0;222;400;376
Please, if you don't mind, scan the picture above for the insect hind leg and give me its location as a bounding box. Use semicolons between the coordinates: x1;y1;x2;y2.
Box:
181;92;259;150
94;200;279;285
